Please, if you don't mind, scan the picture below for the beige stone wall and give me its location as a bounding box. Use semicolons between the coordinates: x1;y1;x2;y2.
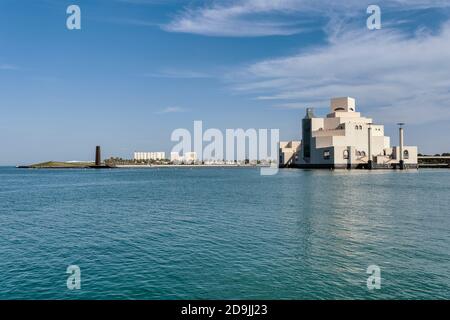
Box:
330;97;356;113
392;146;418;164
279;141;301;165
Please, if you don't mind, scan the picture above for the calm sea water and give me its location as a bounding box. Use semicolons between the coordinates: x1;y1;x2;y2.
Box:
0;167;449;299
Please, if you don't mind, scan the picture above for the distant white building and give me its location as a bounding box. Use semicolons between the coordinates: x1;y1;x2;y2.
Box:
134;152;166;161
280;97;418;169
170;152;181;162
184;152;197;163
170;152;198;163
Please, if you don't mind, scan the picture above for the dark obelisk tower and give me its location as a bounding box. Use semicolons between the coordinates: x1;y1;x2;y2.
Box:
89;145;112;169
95;146;101;166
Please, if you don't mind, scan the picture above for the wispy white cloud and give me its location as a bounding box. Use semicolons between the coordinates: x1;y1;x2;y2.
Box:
163;0;307;36
273;102;327;110
163;0;450;37
156;106;188;114
228;22;450;124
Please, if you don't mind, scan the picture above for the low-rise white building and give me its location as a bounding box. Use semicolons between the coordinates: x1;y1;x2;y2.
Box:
134;152;166;161
280;97;418;169
170;152;181;162
170;152;198;163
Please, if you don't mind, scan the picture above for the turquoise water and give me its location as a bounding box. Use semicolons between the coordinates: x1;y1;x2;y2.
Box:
0;167;449;299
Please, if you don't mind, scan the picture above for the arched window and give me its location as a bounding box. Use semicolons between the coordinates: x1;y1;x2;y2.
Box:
343;150;349;159
355;125;359;130
361;151;366;157
359;125;363;130
403;150;409;159
357;151;361;157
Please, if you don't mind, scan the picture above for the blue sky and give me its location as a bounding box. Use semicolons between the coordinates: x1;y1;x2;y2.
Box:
1;0;450;164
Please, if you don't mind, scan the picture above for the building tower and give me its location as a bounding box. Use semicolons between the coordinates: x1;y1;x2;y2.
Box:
367;123;373;169
95;146;101;166
398;123;405;170
302;108;315;161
